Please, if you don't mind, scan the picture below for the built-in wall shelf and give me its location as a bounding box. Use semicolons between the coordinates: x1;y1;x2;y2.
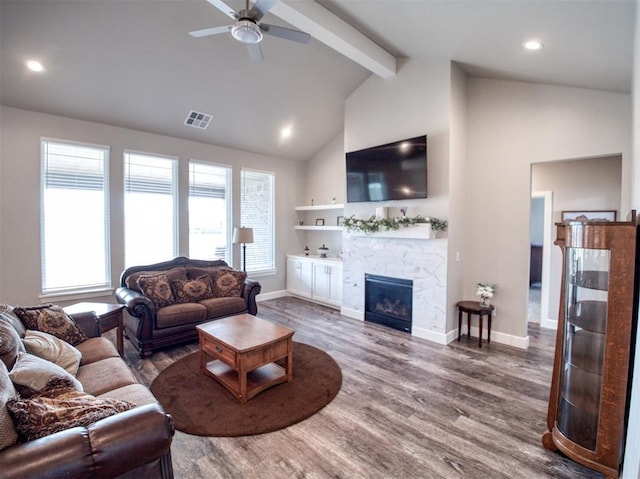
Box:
295;203;344;211
295;225;343;231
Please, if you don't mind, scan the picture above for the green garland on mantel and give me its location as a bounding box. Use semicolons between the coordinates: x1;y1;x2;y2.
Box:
342;215;448;234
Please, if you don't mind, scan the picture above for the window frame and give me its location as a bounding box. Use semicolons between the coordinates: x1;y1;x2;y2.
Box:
123;149;179;267
188;159;233;262
240;167;276;275
40;137;111;297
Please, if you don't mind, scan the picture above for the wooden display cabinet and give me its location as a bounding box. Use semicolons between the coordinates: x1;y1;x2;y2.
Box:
542;215;639;478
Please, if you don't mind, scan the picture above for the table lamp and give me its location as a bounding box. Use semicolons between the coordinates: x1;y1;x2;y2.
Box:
233;227;254;272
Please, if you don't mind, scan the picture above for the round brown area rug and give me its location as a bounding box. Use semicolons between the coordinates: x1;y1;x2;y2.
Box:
150;342;342;436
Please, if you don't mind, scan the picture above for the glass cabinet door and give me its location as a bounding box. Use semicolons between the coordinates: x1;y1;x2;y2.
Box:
556;247;609;450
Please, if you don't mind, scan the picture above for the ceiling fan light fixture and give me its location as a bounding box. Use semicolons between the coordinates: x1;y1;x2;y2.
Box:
231;20;263;44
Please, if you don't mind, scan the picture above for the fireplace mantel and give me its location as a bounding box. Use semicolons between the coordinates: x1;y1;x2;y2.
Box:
344;223;435;240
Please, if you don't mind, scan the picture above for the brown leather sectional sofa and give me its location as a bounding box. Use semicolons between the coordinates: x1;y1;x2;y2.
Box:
115;256;261;358
0;304;175;479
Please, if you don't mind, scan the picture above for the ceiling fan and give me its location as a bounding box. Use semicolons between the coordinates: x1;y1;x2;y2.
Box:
190;0;311;61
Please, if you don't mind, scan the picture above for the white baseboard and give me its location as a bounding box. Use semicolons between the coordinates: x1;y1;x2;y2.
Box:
541;317;558;330
340;307;363;321
256;290;287;302
411;326;451;345
452;325;529;349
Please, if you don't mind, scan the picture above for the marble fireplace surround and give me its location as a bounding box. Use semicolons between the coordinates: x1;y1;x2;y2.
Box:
341;229;448;344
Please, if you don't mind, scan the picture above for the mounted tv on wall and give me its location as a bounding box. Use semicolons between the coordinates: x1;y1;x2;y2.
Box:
346;135;427;203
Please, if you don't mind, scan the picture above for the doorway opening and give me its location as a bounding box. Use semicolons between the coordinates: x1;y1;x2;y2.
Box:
530;191;553;328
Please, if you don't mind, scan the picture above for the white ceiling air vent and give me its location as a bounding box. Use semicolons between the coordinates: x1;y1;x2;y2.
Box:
184;110;213;129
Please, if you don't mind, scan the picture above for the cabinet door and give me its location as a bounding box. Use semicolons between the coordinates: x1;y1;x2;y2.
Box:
286;258;312;298
328;264;343;305
312;263;331;304
312;263;342;306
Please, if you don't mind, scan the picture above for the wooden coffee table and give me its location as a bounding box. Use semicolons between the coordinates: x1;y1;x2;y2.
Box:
196;314;294;404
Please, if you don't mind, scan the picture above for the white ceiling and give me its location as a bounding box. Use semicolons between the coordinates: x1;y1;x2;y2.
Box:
0;0;635;161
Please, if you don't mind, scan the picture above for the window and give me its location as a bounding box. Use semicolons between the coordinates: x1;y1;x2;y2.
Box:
124;151;178;267
240;169;275;273
41;139;110;294
189;161;232;261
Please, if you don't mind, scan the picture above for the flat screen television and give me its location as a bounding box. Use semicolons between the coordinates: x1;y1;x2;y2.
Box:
346;135;427;203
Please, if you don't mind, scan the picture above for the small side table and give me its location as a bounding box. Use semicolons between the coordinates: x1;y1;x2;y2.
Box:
64;302;125;356
456;300;495;348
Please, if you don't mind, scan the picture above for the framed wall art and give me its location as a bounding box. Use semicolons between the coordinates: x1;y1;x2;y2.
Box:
561;210;617;222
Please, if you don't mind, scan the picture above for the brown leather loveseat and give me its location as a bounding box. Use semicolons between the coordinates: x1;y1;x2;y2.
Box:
115;256;261;358
0;304;174;479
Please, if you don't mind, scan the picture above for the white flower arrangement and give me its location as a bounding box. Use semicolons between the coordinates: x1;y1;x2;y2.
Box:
476;283;497;300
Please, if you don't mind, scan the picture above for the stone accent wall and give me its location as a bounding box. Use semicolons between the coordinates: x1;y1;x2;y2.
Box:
342;234;448;339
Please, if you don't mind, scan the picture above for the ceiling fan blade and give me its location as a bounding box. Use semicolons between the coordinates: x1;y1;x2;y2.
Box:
189;25;232;38
205;0;239;20
249;0;278;21
246;43;264;61
261;24;311;44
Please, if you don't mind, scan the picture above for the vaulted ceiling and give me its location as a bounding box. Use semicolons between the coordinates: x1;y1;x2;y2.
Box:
0;0;635;161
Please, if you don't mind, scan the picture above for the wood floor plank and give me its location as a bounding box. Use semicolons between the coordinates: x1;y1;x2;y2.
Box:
118;296;603;479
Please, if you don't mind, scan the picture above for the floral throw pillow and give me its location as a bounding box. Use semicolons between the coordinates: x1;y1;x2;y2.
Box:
7;376;134;442
171;275;214;304
211;268;247;298
136;273;176;308
14;305;88;346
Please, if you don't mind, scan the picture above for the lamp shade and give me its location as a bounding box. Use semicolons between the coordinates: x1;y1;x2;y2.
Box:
233;227;254;244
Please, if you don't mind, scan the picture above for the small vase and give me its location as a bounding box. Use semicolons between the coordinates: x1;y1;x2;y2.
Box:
480;296;490;307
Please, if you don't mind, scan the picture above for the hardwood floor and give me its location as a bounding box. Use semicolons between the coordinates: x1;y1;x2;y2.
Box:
120;297;602;479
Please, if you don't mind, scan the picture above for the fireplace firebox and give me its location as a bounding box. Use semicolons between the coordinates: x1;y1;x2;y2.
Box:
364;274;413;333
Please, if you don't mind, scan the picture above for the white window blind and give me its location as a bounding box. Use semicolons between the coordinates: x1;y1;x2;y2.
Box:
189;161;232;261
124;151;178;267
240;169;275;273
41;139;110;294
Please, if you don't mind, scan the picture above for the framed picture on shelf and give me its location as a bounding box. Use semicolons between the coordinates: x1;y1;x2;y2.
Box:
561;210;617;222
315;218;325;226
337;216;344;226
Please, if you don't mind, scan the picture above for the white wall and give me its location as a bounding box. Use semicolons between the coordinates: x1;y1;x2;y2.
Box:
344;58;451;222
466;79;631;338
0;106;305;305
303;132;345;206
446;63;467;333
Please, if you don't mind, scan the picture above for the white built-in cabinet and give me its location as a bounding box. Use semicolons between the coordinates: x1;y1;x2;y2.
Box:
286;254;342;308
286;255;312;299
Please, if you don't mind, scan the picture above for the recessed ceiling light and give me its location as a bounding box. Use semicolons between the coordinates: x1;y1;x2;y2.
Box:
280;126;292;139
25;60;44;72
523;40;544;51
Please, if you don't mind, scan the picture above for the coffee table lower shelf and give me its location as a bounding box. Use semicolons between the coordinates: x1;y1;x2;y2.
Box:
202;360;287;403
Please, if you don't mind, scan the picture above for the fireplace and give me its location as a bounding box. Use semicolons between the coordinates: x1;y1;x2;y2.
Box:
364;274;413;333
